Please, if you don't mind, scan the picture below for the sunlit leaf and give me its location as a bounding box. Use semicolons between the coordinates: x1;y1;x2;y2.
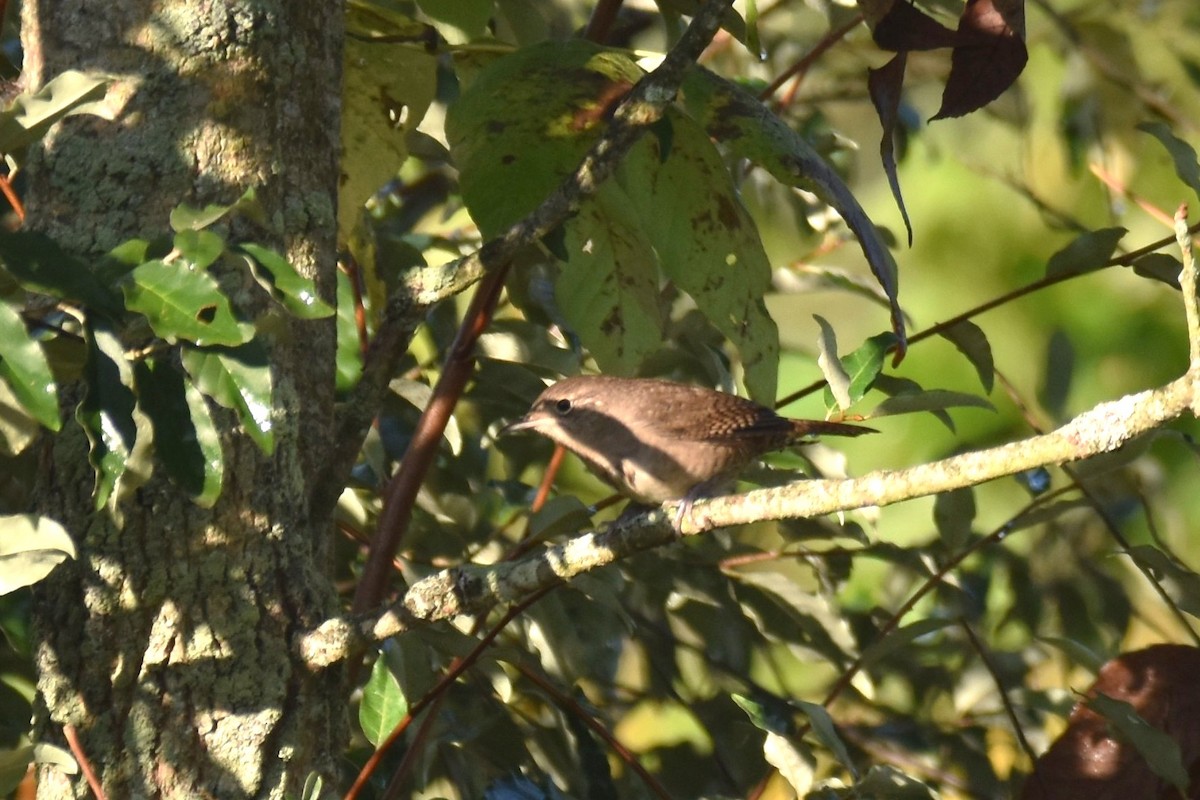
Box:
122;259;253;346
360;655;408;748
448;40;641;238
169;187;265;232
339;5;438;240
0;70;109;155
173;229;225;270
0;514;76;594
680;68;907;361
237;243;334;319
616;110;780;400
763;732;814;797
0;299;60;431
181;343;274;455
815;315;852;411
334;269;364;392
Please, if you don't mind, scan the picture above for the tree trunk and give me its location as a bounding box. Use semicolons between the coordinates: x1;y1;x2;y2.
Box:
23;2;344;797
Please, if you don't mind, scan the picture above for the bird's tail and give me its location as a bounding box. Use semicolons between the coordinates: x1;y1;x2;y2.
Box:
788;419;877;440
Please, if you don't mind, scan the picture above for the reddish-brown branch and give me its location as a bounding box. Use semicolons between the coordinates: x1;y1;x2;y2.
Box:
344;585;556;800
62;724;105;800
758;13;863;103
351;265;510;614
0;171;25;224
584;0;624;44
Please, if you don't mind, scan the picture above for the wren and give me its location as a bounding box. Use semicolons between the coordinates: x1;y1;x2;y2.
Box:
501;375;875;510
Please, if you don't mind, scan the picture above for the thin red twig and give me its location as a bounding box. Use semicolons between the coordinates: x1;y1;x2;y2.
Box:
62;724;105;800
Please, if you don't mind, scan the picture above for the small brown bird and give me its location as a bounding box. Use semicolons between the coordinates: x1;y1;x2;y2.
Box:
501;375;875;508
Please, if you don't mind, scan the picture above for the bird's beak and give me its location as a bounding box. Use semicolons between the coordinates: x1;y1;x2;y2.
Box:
498;414;540;437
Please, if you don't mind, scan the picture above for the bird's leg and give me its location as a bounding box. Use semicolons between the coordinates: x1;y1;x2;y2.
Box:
672;476;731;533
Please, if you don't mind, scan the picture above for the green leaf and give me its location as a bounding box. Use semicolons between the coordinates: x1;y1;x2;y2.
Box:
527;495;593;540
122;259;253;346
619;110;780;401
173;229;226;270
814;315;852;411
339;6;438;240
334;269;364;392
1125;544;1200;618
870;389;994;418
77;324;139;508
136;358;224;507
0;231;122;314
1036;636;1107;673
0;299;60;431
1087;692;1190;793
857;618;955;670
447;40;644;238
1038;329;1073;420
680;67;906;358
557;184;665;377
0;514;76;594
933;487;976;550
1139;121;1200;204
793;700;856;778
236;243;334;319
0;377;40;456
1132;252;1182;288
360;655;409;748
0;70;109;155
1044;227;1127;278
732;693;789;734
938;320;994;393
181;343;274;455
824;332;897;412
169;186;265;232
0;745;33;796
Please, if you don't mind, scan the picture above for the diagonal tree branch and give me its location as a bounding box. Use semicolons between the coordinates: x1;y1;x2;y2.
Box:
299;368;1199;668
341;0;738;617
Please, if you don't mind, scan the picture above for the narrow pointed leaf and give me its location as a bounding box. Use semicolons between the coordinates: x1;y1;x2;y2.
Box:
77;324;138;508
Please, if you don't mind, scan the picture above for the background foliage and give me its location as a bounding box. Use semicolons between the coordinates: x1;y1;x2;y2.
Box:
3;0;1200;797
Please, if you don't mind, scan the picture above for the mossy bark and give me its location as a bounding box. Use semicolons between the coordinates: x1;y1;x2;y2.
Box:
23;1;345;797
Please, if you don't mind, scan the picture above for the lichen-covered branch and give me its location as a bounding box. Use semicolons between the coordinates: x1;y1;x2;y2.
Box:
299;371;1199;668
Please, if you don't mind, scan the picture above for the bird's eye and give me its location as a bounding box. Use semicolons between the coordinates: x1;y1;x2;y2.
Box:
554;398;572;415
